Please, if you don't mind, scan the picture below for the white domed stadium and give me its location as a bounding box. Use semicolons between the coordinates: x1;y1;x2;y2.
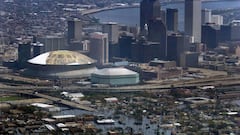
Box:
24;50;97;79
91;67;139;86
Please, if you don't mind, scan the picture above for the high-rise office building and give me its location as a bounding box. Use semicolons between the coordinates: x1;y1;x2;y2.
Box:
68;19;82;43
32;42;44;57
167;33;190;65
230;20;240;41
220;25;231;42
148;18;166;42
89;32;109;65
190;42;206;53
202;9;212;24
180;51;199;68
184;0;202;43
102;23;120;61
212;15;223;25
202;23;221;49
18;43;32;68
140;0;161;31
166;8;178;32
131;40;162;63
102;22;119;44
220;21;240;42
119;34;135;59
160;10;166;25
148;18;167;59
37;36;67;52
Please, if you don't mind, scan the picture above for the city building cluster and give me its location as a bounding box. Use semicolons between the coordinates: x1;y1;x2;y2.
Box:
0;0;240;134
0;0;239;78
0;0;239;85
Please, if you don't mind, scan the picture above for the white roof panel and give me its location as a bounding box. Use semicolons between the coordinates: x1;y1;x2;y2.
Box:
31;103;54;108
28;50;96;65
52;115;76;119
93;68;138;76
28;52;49;65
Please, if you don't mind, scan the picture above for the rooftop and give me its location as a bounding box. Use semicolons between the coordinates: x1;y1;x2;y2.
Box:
28;50;96;65
93;68;138;76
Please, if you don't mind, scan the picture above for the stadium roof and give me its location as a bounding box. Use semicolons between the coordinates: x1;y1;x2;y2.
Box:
28;50;96;65
93;68;138;76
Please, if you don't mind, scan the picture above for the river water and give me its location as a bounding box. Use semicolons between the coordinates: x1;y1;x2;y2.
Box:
91;0;240;31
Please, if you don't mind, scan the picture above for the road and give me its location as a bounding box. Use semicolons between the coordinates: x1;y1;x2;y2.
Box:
1;75;240;111
1;75;240;92
0;89;95;112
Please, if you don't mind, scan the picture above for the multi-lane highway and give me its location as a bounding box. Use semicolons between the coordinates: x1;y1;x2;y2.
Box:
1;75;240;111
1;75;240;92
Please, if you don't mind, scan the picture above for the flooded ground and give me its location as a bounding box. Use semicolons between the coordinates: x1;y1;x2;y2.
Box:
55;106;172;135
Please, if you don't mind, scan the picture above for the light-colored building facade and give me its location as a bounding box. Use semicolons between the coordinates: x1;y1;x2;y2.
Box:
185;0;202;43
37;35;67;52
89;32;109;65
68;19;82;43
212;15;223;25
202;9;212;24
102;22;119;44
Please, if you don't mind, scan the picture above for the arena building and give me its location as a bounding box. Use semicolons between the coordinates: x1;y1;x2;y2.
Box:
91;67;139;86
24;50;97;79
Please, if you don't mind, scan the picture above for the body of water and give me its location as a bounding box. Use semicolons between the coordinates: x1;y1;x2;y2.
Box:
91;0;240;31
55;107;172;135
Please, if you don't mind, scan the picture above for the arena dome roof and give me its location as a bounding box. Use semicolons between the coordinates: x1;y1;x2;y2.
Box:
93;68;138;76
91;68;139;85
28;50;96;65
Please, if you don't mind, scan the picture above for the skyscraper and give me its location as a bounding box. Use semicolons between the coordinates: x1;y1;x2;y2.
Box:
102;22;119;44
166;8;178;32
219;21;240;42
68;19;82;43
160;10;166;25
184;0;202;43
201;23;221;49
148;18;167;59
220;25;231;42
89;32;109;65
131;40;162;63
167;33;190;65
230;20;240;41
202;9;212;24
212;15;223;25
119;34;134;59
37;35;67;52
18;42;32;68
32;42;44;57
140;0;161;31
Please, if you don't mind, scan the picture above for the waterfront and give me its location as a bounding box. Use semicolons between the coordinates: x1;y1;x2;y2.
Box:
91;0;240;31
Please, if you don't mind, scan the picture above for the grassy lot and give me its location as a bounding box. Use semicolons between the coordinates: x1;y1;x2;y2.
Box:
0;96;23;102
